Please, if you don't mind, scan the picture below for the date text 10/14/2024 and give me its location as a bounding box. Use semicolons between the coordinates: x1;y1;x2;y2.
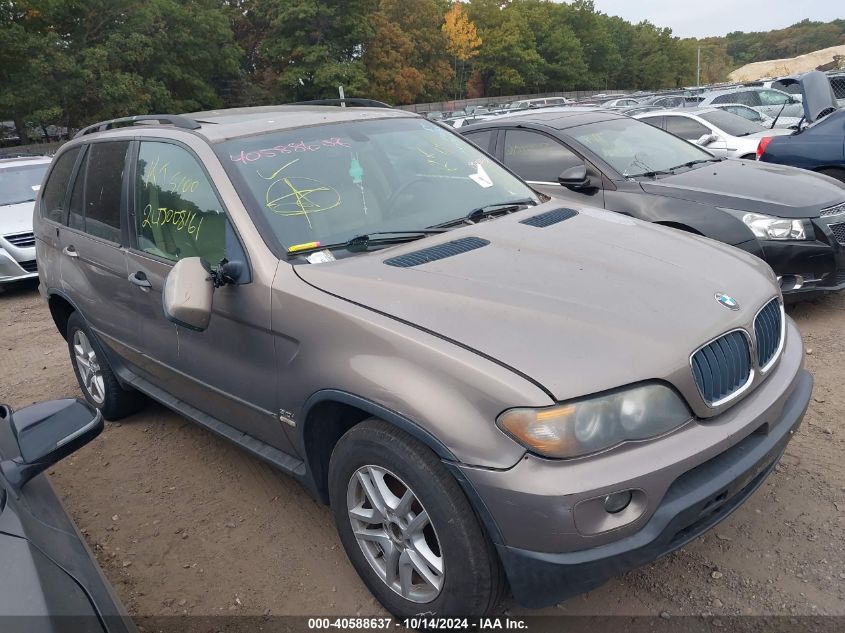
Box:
307;617;528;630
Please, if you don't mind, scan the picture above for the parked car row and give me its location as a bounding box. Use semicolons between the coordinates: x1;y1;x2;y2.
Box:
460;100;845;300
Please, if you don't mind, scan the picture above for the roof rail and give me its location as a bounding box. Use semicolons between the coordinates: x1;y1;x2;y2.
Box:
290;98;393;109
74;114;201;139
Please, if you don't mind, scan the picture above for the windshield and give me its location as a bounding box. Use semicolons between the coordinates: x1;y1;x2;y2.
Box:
566;117;712;177
0;163;48;206
698;110;764;136
220;117;536;253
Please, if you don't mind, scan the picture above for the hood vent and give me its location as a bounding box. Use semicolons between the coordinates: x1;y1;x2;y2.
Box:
384;237;489;268
520;208;578;228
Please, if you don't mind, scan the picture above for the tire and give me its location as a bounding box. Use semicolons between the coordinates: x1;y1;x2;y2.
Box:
817;168;845;184
328;419;504;617
66;311;144;420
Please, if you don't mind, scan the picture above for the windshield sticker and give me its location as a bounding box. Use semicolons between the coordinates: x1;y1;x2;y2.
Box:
230;138;351;164
258;158;341;228
305;249;336;264
469;162;494;188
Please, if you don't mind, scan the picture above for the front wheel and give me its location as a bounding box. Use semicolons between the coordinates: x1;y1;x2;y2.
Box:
328;419;504;617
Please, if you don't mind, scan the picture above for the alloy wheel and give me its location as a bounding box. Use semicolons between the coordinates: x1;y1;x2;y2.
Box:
346;465;444;603
72;330;105;405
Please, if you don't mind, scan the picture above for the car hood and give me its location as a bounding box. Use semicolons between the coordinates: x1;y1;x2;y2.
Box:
295;204;778;403
776;71;838;123
0;201;36;236
639;159;844;218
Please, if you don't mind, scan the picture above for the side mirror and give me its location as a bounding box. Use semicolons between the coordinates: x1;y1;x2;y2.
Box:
163;257;214;331
0;399;103;491
558;163;594;190
696;133;718;146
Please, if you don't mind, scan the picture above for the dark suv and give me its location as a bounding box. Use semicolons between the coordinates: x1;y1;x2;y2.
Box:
34;107;812;616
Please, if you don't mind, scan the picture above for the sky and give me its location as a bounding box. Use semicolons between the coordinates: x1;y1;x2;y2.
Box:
586;0;844;39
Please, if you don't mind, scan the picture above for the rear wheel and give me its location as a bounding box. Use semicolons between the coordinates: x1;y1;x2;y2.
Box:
66;312;145;420
328;419;504;617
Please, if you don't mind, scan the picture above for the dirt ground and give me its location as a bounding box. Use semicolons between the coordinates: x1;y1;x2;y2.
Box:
1;279;844;619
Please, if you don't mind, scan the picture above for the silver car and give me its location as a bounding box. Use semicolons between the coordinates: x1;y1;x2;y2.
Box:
0;154;51;285
709;103;775;127
635;108;792;159
697;87;804;128
33;107;812;616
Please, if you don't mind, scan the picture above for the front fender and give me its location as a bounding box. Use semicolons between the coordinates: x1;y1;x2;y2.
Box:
608;190;758;248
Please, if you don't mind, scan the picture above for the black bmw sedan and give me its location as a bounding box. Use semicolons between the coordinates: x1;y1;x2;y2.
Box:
460;109;845;300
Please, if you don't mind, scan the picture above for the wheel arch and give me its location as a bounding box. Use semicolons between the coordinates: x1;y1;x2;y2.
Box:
47;290;80;340
300;390;458;505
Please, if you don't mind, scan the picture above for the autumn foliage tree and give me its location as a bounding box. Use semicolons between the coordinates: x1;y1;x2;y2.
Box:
442;2;481;99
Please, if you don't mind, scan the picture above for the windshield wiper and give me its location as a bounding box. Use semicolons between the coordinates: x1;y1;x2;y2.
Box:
287;229;447;257
431;198;537;229
668;157;723;171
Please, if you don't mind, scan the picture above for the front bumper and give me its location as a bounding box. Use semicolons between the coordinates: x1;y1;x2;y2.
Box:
0;247;37;284
498;370;809;608
455;319;812;608
760;217;845;298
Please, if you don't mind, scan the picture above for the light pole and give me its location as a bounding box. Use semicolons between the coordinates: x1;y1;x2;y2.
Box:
696;46;701;87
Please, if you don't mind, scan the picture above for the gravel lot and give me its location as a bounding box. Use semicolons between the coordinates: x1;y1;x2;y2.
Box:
1;280;844;619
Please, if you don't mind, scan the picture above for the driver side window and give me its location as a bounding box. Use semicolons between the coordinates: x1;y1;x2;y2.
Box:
503;130;582;183
135;142;235;265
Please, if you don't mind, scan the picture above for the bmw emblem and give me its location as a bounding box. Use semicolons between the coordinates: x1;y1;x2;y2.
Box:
715;293;740;310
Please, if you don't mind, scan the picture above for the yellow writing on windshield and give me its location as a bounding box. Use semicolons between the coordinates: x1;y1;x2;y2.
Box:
258;159;341;229
416;142;458;172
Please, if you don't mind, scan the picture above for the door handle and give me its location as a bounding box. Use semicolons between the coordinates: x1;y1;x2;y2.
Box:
128;271;152;290
62;245;78;258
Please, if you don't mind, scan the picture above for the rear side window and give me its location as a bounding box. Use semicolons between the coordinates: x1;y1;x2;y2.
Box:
759;90;790;106
664;116;709;141
40;148;80;222
135;141;234;265
503;129;582;182
464;130;494;153
84;143;128;242
66;141;129;243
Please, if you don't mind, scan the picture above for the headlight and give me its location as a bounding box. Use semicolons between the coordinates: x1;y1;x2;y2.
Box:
497;383;691;459
742;213;810;240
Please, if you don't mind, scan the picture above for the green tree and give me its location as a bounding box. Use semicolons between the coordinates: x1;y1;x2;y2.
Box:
257;0;376;102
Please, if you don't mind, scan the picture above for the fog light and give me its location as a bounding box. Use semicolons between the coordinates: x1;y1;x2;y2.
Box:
604;490;633;514
777;275;804;291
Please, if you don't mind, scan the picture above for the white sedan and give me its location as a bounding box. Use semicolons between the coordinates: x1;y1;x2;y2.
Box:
634;108;792;160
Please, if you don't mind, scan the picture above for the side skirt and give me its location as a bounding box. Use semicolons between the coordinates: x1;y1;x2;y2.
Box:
112;364;307;479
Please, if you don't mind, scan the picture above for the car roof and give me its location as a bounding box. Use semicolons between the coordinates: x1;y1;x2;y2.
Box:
643;107;719;117
461;108;623;131
74;105;418;144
